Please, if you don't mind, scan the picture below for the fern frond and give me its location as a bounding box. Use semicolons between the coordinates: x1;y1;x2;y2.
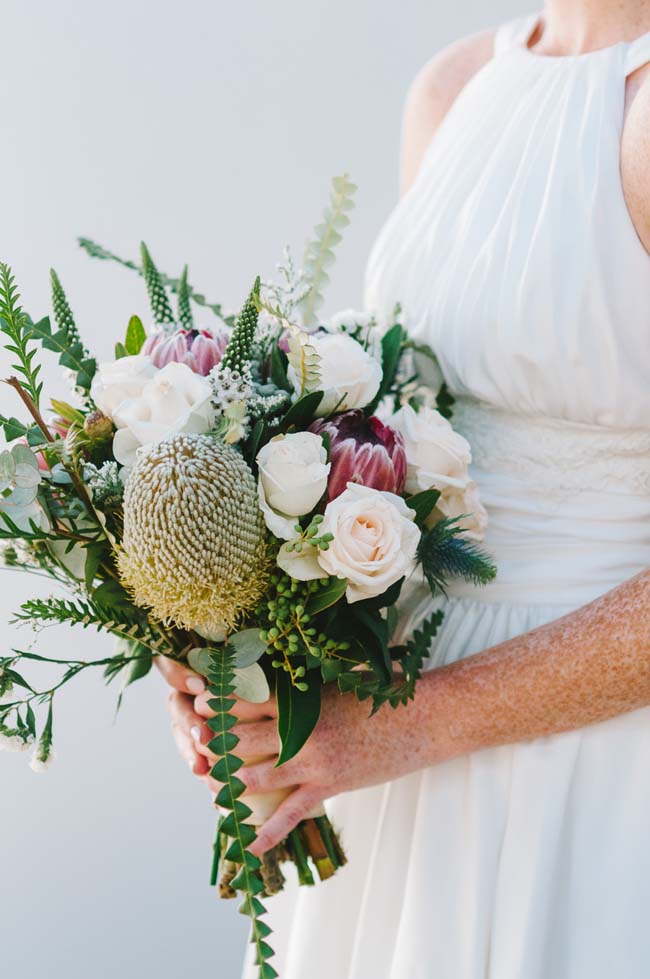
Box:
14;596;175;655
299;174;357;327
78;238;235;325
391;609;444;706
0;264;43;405
140;243;175;325
220;277;260;373
177;264;193;329
417;518;497;594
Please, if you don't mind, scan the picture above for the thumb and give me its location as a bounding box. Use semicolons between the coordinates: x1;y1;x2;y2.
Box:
248;784;324;857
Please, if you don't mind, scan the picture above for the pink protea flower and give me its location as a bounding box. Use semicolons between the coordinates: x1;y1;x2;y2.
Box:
142;327;228;376
309;410;407;501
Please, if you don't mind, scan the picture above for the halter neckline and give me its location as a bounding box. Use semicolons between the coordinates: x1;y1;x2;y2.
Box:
511;12;650;70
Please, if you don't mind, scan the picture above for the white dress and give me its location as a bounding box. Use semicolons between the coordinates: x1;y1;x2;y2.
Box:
243;14;650;978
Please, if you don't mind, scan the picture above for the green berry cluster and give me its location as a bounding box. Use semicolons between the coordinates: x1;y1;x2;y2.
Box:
258;572;350;689
283;514;334;555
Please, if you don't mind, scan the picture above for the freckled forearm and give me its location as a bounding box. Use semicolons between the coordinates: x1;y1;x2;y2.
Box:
415;570;650;763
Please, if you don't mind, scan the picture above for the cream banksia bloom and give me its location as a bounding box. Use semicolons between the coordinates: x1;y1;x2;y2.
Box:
118;433;269;639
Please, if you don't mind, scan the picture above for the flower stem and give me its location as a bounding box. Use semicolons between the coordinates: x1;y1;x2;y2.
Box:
288;827;315;886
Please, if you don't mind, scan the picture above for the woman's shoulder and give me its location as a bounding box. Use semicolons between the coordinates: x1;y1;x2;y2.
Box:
400;29;496;193
621;63;650;253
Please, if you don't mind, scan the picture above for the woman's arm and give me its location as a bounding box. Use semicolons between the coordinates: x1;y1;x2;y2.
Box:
163;569;650;855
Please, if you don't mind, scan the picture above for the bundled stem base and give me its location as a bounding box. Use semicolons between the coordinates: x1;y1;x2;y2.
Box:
215;814;346;897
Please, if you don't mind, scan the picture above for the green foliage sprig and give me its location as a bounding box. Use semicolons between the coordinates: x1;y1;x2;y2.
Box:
299;174;357;327
78;238;236;326
205;645;277;979
25;269;98;394
177;264;193;329
0;264;43;406
220;277;261;373
140;242;176;325
14;595;178;656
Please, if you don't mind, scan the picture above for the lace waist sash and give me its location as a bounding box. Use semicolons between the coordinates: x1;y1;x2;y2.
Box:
444;399;650;605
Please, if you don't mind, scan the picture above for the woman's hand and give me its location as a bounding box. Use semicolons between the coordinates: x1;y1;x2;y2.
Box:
158;656;450;856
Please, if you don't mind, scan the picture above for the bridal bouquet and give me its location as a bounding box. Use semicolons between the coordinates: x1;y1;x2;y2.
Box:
0;175;494;978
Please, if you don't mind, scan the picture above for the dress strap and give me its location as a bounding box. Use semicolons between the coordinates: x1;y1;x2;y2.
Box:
494;13;539;57
625;31;650;75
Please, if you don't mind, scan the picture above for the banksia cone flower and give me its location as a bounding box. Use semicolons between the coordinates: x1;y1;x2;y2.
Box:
310;410;407;501
140;242;175;325
142;327;228;375
118;433;268;637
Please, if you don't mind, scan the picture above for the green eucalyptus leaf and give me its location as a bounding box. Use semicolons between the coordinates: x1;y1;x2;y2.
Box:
0;450;16;488
230;628;267;668
232;663;270;703
1;416;28;441
187;647;214;677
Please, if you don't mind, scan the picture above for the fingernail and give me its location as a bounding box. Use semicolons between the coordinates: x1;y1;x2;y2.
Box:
186;676;205;694
190;725;201;743
188;757;196;771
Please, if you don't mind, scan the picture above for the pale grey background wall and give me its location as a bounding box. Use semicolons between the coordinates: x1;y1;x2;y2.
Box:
1;1;525;976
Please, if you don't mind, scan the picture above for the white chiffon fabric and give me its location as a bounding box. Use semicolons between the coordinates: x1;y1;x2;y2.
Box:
242;13;650;978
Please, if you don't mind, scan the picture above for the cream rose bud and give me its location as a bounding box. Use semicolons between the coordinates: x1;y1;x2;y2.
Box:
109;362;214;468
317;483;421;603
435;480;488;542
257;432;330;540
90;354;157;418
288;332;382;417
389;403;471;496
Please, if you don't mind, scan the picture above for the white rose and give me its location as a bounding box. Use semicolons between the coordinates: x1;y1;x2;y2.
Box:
390;404;488;542
316;482;420;603
90;355;157;418
390;403;471;496
435;479;488;542
257;432;330;540
288;332;382;417
107;361;214;467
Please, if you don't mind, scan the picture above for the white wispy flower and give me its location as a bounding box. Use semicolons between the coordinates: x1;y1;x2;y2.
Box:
0;732;33;753
30;747;56;773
